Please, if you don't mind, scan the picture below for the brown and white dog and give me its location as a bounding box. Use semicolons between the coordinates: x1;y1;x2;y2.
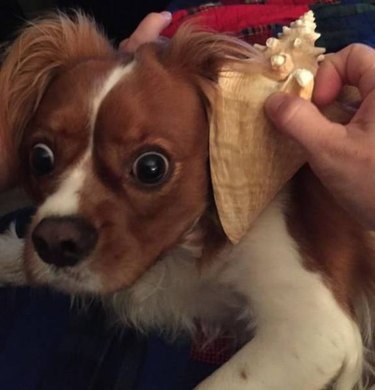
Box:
0;12;375;390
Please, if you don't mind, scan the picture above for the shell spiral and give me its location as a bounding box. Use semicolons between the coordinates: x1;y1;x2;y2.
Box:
210;11;325;244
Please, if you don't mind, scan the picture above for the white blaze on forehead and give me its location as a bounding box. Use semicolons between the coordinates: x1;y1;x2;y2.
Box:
37;62;135;220
38;161;86;218
91;62;135;128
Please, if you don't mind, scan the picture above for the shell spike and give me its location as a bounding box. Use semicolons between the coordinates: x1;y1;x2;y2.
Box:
271;54;287;68
266;37;279;48
293;38;302;48
310;32;321;41
295;19;304;27
302;12;315;22
294;68;314;87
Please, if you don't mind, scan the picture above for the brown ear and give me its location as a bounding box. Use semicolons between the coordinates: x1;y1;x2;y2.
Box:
161;24;262;100
0;12;115;153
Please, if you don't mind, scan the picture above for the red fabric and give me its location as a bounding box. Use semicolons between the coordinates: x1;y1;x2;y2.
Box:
161;4;309;42
191;332;238;365
222;0;315;4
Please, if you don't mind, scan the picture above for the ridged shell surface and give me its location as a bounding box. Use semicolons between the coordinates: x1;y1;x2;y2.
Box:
210;11;325;243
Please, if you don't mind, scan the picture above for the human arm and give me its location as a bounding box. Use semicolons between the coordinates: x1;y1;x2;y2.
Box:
265;44;375;228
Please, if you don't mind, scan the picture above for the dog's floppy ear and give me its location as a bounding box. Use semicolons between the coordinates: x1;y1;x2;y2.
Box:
0;12;115;153
161;24;259;102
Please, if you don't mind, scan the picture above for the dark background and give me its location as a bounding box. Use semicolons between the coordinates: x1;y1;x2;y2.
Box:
0;0;171;44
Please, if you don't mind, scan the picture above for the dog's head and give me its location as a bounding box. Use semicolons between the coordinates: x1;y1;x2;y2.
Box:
1;13;252;294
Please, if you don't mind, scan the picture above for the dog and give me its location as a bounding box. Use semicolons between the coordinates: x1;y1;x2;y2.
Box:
0;12;374;389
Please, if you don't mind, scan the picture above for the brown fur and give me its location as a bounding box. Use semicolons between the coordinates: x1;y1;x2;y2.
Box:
20;59;118;201
287;166;375;314
0;12;114;155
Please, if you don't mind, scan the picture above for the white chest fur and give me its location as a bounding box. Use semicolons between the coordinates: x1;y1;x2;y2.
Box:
111;191;363;389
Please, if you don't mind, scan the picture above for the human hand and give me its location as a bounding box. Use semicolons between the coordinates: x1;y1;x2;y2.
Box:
119;11;172;53
265;44;375;228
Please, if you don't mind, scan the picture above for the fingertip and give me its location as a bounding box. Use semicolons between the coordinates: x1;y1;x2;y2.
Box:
313;60;343;106
122;11;173;53
145;11;172;29
160;11;172;22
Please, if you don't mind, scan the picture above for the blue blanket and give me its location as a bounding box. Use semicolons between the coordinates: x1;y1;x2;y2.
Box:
0;208;218;389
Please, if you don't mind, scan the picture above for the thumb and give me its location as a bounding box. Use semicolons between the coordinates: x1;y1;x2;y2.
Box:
265;92;345;154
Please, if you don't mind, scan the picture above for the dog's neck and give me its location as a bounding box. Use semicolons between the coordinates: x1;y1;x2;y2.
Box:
105;207;242;339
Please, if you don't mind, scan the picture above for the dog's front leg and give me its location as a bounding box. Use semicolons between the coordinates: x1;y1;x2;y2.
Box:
196;316;361;390
197;197;362;390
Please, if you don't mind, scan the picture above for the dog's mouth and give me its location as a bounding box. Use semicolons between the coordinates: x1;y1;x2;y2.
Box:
24;213;159;296
25;248;102;295
23;213;103;294
24;209;204;296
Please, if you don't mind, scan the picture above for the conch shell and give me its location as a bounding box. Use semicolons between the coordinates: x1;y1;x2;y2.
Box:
210;11;325;244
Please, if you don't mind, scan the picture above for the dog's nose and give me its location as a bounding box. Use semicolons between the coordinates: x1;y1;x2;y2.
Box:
32;217;98;267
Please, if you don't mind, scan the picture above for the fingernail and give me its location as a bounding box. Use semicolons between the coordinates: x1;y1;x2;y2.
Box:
160;11;172;21
155;36;170;47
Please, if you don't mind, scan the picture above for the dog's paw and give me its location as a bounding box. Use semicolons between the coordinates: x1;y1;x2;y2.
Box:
0;207;34;286
0;223;25;285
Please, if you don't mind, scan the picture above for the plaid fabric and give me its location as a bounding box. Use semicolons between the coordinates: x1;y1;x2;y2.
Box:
163;3;310;44
165;0;375;50
190;330;238;365
313;2;375;51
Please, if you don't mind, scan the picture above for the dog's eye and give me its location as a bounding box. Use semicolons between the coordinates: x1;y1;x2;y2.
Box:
30;143;55;176
132;152;169;186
